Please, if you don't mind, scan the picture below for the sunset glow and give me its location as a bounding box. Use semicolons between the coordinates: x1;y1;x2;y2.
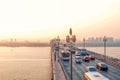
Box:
0;0;120;42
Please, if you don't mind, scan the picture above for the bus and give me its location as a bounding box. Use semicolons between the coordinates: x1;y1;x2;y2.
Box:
83;72;109;80
60;50;70;61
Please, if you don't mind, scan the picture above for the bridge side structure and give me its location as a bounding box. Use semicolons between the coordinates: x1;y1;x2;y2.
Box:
51;46;66;80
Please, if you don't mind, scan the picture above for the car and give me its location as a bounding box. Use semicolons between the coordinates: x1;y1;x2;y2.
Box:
64;47;70;51
85;66;97;72
81;48;87;56
70;47;76;54
59;45;64;50
75;56;82;64
90;55;95;60
75;51;81;56
88;55;95;60
82;56;90;62
61;50;70;61
96;62;108;71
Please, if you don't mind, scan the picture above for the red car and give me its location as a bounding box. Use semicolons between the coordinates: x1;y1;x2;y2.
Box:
90;56;95;60
82;56;90;62
86;53;95;60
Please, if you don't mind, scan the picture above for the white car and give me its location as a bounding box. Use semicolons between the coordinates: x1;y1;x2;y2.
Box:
75;51;81;56
75;56;82;64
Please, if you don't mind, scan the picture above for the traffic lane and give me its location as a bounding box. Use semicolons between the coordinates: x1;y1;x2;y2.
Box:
61;54;120;80
72;55;120;80
92;60;120;80
72;63;83;80
60;59;70;80
87;52;120;75
87;59;120;78
61;58;83;80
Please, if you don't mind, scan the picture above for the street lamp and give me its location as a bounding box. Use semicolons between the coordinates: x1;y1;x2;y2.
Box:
69;28;73;80
83;38;85;48
103;36;107;62
53;38;57;61
66;28;76;80
57;36;60;60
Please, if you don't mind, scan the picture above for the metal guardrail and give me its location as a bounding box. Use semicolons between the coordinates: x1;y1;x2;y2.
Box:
87;50;120;68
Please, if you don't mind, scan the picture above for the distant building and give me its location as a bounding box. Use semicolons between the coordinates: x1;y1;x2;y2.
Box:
86;37;114;43
106;37;113;43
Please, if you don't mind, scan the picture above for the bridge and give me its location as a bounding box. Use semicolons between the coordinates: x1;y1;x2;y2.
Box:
51;47;120;80
50;28;120;80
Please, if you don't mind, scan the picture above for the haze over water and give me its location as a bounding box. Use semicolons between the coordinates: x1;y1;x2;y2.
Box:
0;47;51;80
86;47;120;59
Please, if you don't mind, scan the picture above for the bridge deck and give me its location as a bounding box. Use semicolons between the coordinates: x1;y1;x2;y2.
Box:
60;53;120;80
52;47;120;80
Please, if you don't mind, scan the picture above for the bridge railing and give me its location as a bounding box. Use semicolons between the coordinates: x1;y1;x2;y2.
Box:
87;50;120;68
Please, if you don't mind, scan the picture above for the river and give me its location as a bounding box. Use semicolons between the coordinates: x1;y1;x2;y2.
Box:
0;47;51;80
86;47;120;59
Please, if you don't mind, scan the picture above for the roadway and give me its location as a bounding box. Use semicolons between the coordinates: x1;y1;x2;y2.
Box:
60;53;120;80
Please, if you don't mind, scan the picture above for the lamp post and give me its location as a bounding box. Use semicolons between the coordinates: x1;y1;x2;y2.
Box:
54;38;56;61
69;28;73;80
103;36;107;62
66;28;76;80
57;36;60;60
83;38;85;48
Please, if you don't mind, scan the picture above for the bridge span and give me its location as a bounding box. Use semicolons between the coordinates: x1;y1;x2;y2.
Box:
51;49;120;80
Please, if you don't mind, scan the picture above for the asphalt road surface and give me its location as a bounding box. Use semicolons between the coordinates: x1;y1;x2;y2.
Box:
60;54;120;80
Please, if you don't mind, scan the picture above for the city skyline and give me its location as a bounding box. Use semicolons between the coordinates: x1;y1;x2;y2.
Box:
0;36;120;43
0;0;120;43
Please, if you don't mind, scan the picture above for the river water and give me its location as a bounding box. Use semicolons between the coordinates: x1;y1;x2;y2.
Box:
0;47;51;80
86;47;120;59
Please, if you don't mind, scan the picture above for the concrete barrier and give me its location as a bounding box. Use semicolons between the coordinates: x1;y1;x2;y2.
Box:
59;59;68;80
51;51;55;80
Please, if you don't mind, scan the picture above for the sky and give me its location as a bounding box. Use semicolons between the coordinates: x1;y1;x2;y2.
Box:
0;0;120;42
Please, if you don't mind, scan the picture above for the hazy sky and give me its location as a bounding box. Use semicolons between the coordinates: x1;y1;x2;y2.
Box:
0;0;120;42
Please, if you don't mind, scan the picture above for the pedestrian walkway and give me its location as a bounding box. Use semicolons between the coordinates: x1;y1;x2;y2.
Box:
52;51;66;80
